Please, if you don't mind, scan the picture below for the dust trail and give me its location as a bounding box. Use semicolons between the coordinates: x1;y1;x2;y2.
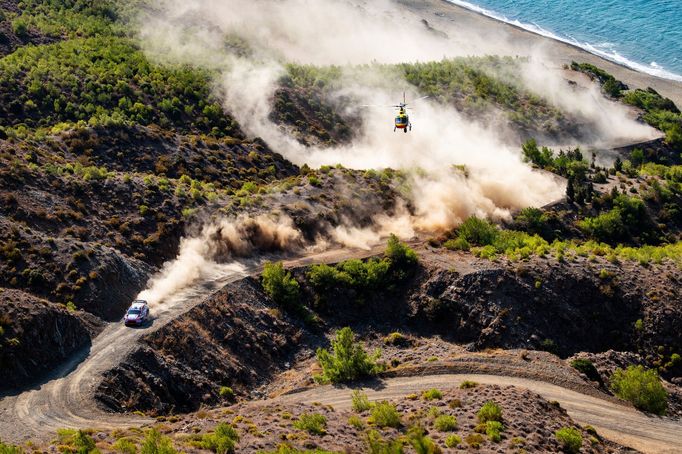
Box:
138;214;303;306
132;0;650;302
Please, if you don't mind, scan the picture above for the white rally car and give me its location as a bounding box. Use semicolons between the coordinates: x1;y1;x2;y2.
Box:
124;300;150;326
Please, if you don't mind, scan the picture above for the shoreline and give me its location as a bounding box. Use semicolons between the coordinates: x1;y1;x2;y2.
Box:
398;0;682;108
443;0;682;83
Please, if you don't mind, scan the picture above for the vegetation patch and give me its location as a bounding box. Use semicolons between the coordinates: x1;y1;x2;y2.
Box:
610;365;668;414
315;327;382;383
555;427;582;454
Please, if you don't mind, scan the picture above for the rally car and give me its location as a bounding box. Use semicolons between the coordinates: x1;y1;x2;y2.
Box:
124;300;150;326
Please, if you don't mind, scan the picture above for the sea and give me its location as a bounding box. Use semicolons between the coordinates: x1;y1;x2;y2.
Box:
446;0;682;81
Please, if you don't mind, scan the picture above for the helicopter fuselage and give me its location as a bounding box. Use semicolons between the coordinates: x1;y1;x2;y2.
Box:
394;107;410;132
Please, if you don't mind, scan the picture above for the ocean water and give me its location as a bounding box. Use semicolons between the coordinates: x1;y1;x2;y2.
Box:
447;0;682;81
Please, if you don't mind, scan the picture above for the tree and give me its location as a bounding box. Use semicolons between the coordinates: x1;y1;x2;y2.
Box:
261;261;300;309
315;327;381;383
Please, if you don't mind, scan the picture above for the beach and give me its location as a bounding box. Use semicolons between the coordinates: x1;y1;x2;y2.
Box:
398;0;682;108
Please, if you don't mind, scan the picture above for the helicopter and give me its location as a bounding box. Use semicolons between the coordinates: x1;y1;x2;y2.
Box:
392;92;429;133
362;92;429;133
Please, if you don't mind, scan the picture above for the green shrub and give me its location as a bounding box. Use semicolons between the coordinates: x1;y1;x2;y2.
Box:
477;401;502;423
113;438;137;454
293;413;327;435
421;388;442;401
370;401;401;428
348;415;365;429
201;423;239;454
219;386;235;400
385;234;418;269
443;237;470;251
457;216;498;246
485;421;503;442
444;434;461;448
383;332;408;346
141;428;177;454
315;327;381;383
72;430;96;454
555;427;582;454
434;415;457;432
261;262;300;309
0;441;23;454
465;433;484;448
570;358;602;384
351;389;372;412
459;380;478;389
610;365;668;414
66;301;77;312
406;427;439;454
366;430;404;454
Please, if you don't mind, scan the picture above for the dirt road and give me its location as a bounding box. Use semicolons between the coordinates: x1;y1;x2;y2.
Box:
0;244;392;444
276;374;682;454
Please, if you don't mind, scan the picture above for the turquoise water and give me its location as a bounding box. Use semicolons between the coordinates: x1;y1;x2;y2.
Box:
447;0;682;81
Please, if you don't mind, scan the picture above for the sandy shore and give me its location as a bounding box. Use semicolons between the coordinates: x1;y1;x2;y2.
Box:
397;0;682;108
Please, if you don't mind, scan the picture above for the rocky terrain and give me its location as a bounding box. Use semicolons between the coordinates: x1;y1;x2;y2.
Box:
95;248;682;418
0;288;102;390
76;384;634;453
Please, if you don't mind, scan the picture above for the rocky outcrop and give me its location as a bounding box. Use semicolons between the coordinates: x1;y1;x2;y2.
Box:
0;289;101;390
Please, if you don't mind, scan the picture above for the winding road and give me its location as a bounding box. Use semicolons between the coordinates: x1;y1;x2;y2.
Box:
0;245;392;443
276;374;682;454
1;244;681;452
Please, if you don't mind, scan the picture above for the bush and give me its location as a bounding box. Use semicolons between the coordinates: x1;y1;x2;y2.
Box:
610;365;668;414
113;438;137;454
485;421;503;442
293;413;327;435
421;389;443;401
555;427;582;454
315;327;381;383
477;401;502;423
348;415;365;429
0;442;23;454
406;426;440;454
385;234;418;269
219;386;235;400
370;401;401;428
434;415;457;432
444;434;461;448
443;237;470;251
261;261;300;309
459;380;478;389
351;389;372;412
141;428;177;454
73;430;96;454
366;430;404;454
200;423;239;454
570;358;602;384
457;216;498;246
465;433;484;448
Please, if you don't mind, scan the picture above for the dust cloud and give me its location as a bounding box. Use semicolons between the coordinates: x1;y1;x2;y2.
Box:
133;0;650;303
138;214;303;306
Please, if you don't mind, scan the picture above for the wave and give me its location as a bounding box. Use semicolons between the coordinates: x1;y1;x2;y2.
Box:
446;0;682;83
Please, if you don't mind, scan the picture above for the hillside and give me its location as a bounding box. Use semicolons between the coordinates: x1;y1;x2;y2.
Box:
1;0;681;452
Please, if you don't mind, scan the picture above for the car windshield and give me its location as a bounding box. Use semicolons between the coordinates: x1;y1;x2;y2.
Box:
128;309;141;315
